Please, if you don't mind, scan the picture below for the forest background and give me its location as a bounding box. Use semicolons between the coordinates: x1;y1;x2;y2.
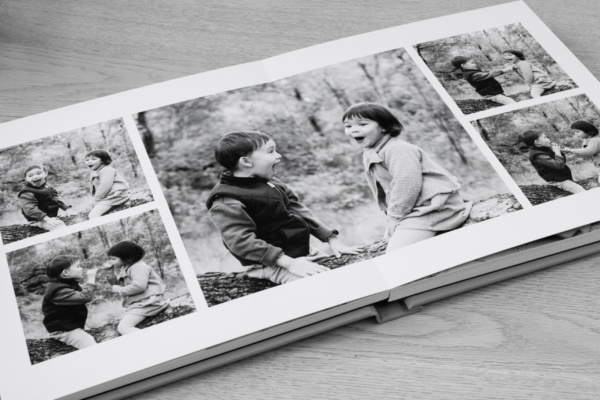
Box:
0;118;150;225
8;210;191;339
416;24;576;101
136;48;513;274
473;94;600;186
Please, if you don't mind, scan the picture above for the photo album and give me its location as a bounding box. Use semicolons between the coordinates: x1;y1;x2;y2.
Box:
2;2;600;399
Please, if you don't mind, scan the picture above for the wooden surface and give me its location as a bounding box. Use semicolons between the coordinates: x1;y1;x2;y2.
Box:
1;0;599;399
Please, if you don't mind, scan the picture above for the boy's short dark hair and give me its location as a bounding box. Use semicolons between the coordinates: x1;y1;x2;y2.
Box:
451;56;469;69
215;131;272;170
520;130;541;147
571;120;599;137
107;240;145;265
503;49;525;60
23;164;47;177
342;102;403;137
85;149;112;165
47;255;79;279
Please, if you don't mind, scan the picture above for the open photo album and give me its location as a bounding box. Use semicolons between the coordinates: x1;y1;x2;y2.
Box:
2;2;600;399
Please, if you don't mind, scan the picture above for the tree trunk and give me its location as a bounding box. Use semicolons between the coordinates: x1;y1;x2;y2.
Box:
322;77;352;110
136;112;156;157
141;212;164;278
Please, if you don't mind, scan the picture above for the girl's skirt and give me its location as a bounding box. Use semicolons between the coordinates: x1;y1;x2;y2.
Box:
123;294;169;317
97;189;130;207
395;190;472;232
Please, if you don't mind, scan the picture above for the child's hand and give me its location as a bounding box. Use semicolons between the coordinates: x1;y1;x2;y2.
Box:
502;65;514;73
111;285;122;294
551;143;562;154
277;255;329;277
327;236;361;258
43;217;64;229
85;267;99;285
562;147;573;153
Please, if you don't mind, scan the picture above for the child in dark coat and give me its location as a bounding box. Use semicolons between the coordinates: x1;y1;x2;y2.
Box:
42;255;98;349
206;131;359;284
17;165;72;231
451;56;516;106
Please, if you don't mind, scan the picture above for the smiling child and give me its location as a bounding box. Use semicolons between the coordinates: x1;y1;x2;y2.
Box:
17;164;71;231
206;131;358;284
343;102;472;252
451;56;516;106
85;150;131;219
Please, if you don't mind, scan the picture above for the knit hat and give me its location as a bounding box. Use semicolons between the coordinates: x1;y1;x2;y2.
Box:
107;241;145;265
571;120;599;137
451;56;469;69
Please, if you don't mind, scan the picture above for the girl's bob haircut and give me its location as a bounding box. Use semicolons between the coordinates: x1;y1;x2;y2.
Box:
342;102;404;137
502;49;525;60
107;240;146;265
570;120;599;137
85;149;112;165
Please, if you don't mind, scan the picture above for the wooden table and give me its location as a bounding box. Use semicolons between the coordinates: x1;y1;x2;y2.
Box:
1;1;599;399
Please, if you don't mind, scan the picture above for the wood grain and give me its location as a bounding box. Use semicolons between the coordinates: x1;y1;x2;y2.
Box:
1;0;599;399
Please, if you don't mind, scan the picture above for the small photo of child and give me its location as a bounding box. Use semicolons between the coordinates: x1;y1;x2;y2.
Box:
0;118;154;245
416;23;577;114
472;94;600;206
7;209;195;365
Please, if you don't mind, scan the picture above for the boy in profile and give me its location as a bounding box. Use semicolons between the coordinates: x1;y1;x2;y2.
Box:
451;56;516;105
206;131;358;284
42;255;98;349
17;164;72;231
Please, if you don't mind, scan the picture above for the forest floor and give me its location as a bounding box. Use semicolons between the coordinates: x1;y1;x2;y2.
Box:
0;189;154;245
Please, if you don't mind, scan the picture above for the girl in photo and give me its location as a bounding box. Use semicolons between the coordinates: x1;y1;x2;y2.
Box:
563;120;600;183
342;102;472;252
85;150;131;219
105;240;168;335
502;49;556;98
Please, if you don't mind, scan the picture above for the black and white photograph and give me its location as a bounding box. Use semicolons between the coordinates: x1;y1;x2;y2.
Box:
135;47;522;306
7;209;195;365
0;118;154;245
472;94;600;205
416;23;577;114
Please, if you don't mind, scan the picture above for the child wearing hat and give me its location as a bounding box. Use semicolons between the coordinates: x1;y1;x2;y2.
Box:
42;255;98;349
563;120;600;183
105;240;168;335
451;56;516;106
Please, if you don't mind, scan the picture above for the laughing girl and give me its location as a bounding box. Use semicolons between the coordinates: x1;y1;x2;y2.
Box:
85;150;131;219
342;102;472;252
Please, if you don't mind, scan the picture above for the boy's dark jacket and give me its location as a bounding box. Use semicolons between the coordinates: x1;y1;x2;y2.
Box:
17;183;66;222
206;173;316;265
42;279;88;333
528;146;573;182
460;68;504;96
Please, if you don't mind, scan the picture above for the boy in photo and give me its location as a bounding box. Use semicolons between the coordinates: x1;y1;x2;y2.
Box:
42;255;98;349
17;165;72;231
520;130;585;194
451;56;516;106
206;131;359;284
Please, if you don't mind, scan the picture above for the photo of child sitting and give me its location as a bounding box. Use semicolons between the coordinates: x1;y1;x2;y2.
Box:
0;118;154;245
8;210;195;364
42;255;98;349
416;23;576;114
472;94;600;206
206;131;359;284
17;164;73;232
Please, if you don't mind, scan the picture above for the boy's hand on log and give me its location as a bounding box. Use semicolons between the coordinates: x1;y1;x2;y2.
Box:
327;236;360;258
276;255;329;277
